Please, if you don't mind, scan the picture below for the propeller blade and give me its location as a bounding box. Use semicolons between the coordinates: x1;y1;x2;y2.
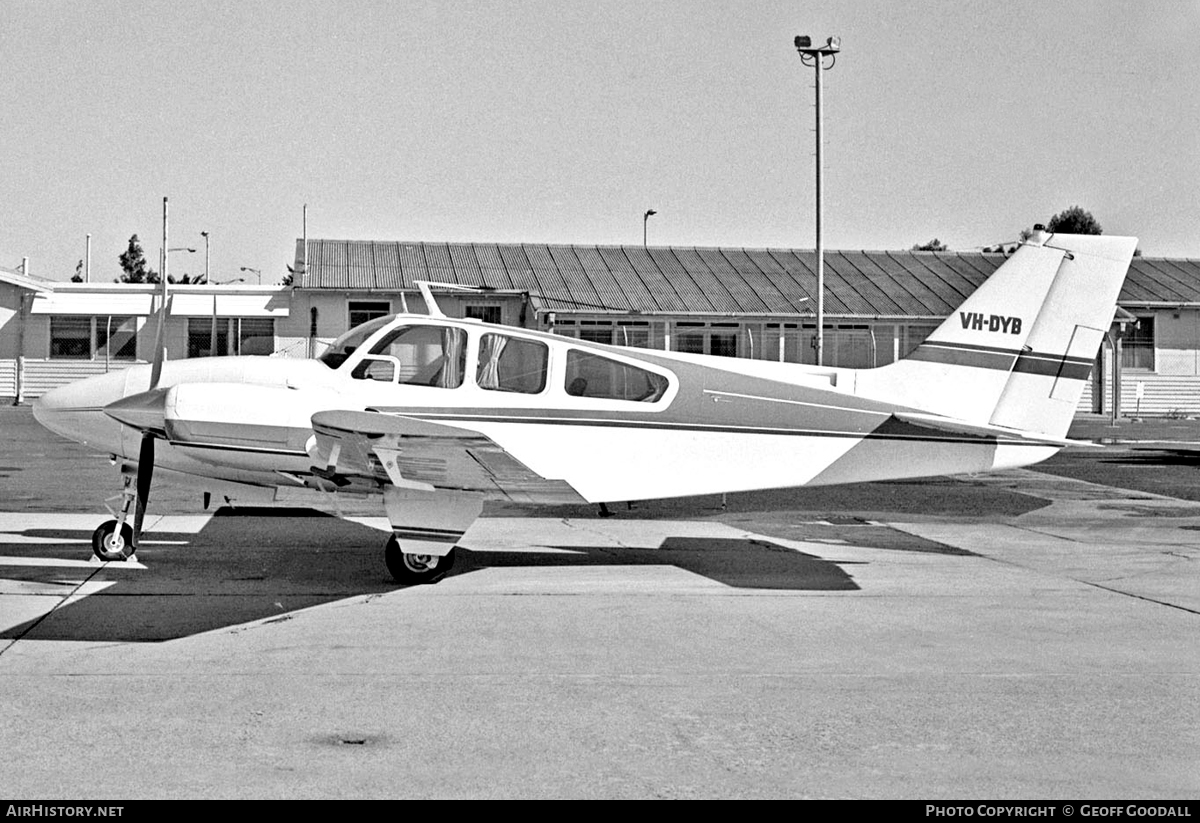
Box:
132;433;155;547
148;274;169;390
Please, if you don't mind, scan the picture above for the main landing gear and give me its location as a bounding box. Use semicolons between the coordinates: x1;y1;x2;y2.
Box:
384;536;456;585
382;487;482;585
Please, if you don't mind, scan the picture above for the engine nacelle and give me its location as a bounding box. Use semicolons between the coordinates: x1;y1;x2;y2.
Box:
164;382;340;472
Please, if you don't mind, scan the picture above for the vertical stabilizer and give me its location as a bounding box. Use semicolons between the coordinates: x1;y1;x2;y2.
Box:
855;232;1136;439
856;236;1066;421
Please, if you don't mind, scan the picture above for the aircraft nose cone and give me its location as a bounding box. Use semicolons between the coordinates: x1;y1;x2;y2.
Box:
32;383;85;441
31;370;131;450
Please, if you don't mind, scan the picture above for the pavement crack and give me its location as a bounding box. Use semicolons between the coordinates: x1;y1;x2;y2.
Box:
0;563;108;659
1083;581;1200;616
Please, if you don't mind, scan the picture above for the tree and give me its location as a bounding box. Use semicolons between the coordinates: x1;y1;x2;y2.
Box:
1046;205;1102;235
117;234;158;283
911;239;947;252
70;259;84;283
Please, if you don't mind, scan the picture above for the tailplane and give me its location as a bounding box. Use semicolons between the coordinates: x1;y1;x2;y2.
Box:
856;231;1137;441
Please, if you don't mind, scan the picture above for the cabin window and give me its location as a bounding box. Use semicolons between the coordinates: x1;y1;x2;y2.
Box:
319;316;392;369
50;316;138;361
564;350;668;402
355;325;467;387
476;334;548;394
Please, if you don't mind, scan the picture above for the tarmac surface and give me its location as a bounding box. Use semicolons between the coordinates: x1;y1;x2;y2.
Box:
0;406;1198;799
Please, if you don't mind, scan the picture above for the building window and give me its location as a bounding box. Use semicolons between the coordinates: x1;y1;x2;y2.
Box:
710;330;738;358
238;318;276;355
97;316;138;361
578;321;614;345
188;318;226;358
615;321;651;348
465;304;503;324
348;300;391;330
49;316;138;361
1122;317;1154;370
49;317;92;359
671;322;738;357
187;318;275;358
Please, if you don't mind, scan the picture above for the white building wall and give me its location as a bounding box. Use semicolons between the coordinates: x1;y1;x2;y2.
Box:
0;359;14;398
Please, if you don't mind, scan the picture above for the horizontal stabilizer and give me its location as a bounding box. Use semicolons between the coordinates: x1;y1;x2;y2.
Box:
892;411;1098;448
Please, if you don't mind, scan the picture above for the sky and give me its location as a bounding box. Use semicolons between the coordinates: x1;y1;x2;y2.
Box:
2;0;1197;284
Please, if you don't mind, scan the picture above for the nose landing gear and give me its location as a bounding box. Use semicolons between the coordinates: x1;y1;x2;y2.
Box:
92;519;135;562
92;468;145;562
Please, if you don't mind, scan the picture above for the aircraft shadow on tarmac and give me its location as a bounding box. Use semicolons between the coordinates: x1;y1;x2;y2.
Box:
1;508;860;643
1104;448;1200;467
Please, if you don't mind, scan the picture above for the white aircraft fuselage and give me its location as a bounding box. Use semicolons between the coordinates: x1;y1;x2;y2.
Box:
33;318;1055;504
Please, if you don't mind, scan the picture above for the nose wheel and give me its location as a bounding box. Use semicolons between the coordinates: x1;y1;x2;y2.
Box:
384;535;455;585
91;519;135;561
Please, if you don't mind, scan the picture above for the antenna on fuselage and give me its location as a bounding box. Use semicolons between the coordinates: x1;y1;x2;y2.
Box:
412;281;496;318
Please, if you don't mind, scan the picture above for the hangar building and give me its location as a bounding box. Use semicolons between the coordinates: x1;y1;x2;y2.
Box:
3;239;1199;418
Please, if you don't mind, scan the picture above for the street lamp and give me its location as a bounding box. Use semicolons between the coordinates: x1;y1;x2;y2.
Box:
643;209;657;248
164;246;196;282
794;34;840;367
239;266;262;285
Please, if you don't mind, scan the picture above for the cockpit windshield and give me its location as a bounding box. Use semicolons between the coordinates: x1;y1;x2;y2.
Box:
317;316;394;369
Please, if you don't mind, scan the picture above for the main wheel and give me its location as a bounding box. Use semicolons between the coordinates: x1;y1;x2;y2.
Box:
91;520;135;561
384;535;455;584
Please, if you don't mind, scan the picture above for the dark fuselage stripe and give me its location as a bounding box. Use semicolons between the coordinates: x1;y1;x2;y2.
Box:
910;342;1094;378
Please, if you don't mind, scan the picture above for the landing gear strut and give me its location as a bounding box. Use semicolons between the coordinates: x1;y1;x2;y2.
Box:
384;535;456;585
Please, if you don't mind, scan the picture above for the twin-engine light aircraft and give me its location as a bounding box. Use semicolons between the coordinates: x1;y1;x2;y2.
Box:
33;231;1138;584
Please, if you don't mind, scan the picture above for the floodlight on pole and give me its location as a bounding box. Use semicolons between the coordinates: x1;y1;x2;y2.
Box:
240;266;262;285
643;209;657;248
794;34;840;367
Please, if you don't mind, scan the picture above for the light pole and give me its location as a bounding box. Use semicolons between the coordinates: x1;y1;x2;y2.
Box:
794;34;840;367
643;209;656;248
201;231;210;284
239;266;261;285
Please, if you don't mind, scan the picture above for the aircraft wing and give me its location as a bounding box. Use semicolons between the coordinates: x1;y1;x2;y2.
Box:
891;412;1099;448
309;409;586;504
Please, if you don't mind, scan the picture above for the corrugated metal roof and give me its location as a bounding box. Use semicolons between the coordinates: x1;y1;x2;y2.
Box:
295;239;1200;317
